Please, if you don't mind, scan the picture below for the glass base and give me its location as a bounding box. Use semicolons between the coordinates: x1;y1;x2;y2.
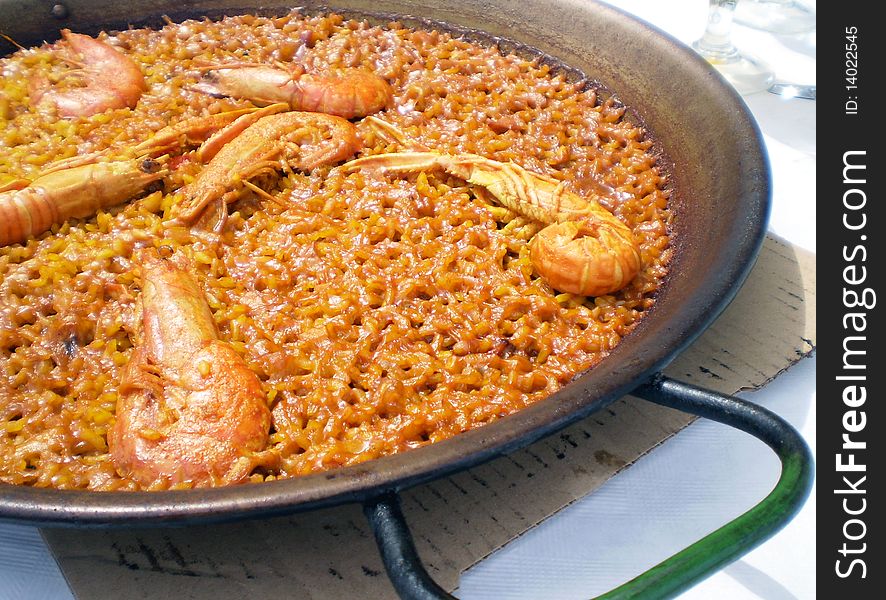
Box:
692;40;775;95
733;0;816;34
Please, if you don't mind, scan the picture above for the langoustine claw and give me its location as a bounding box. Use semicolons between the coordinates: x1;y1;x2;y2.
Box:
0;157;165;247
172;110;361;229
133;103;290;162
195;64;393;119
29;29;146;118
109;249;273;488
342;152;642;296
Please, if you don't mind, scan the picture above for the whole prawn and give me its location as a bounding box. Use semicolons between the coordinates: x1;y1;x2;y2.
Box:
172;110;361;229
0;104;287;247
195;64;392;119
29;29;146;118
0;157;165;247
342;152;642;296
109;249;273;488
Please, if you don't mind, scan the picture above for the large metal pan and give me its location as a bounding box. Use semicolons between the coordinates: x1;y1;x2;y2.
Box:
0;1;812;597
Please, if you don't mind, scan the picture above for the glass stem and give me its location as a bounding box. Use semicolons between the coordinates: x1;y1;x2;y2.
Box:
694;0;739;60
690;0;776;95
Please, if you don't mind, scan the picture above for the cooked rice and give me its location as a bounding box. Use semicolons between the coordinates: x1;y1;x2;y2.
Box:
0;11;672;490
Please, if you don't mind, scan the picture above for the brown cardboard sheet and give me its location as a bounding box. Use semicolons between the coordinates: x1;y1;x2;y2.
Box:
43;235;815;599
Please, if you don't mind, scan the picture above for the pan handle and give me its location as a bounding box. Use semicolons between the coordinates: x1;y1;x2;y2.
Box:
362;374;814;599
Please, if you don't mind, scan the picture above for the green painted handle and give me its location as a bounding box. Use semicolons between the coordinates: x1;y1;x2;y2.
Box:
601;375;815;598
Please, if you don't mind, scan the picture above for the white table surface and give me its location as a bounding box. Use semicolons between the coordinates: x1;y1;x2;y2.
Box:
0;1;816;598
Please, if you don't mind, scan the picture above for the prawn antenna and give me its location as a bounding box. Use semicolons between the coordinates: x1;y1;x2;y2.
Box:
1;31;25;51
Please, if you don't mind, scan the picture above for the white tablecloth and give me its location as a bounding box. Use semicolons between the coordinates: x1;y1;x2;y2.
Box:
0;2;816;598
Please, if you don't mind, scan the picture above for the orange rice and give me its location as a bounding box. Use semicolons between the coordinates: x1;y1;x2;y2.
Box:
0;10;672;490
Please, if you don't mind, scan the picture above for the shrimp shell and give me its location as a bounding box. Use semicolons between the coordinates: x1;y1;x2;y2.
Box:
174;110;361;227
342;151;642;296
109;250;273;488
0;158;165;247
29;29;146;118
196;65;393;119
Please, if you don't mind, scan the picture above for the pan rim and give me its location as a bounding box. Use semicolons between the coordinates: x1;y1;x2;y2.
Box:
0;0;770;526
